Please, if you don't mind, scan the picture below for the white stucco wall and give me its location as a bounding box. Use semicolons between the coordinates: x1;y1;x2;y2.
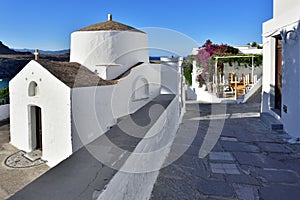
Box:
262;0;300;137
160;57;180;94
261;36;276;113
111;63;161;119
237;48;263;55
71;85;115;151
9;61;72;167
264;1;300;36
71;63;161;151
281;26;300;137
274;0;300;18
70;31;149;80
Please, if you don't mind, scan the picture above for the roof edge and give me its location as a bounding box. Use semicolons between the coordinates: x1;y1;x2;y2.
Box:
77;20;145;34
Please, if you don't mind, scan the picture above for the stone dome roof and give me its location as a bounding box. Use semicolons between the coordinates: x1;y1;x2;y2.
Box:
78;14;145;33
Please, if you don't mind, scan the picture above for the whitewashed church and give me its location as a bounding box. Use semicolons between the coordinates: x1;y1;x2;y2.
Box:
9;14;182;167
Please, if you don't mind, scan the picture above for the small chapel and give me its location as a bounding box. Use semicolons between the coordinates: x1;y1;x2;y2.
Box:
9;14;180;167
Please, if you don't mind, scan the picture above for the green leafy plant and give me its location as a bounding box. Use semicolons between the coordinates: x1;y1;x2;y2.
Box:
216;54;262;66
184;63;193;86
0;87;9;104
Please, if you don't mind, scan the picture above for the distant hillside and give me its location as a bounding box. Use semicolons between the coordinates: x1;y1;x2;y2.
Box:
0;55;32;78
0;41;32;55
15;48;70;55
0;54;69;79
0;42;69;79
0;41;18;54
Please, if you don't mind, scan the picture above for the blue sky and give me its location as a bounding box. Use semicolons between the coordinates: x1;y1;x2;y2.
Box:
0;0;273;56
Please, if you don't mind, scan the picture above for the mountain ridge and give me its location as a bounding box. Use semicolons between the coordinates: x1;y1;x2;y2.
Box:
0;41;19;55
0;41;69;55
15;48;70;55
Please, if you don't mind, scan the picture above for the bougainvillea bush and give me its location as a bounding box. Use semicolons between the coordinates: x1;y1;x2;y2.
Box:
196;40;238;84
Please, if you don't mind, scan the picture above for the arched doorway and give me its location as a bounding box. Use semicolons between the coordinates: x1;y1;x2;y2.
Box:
29;106;42;150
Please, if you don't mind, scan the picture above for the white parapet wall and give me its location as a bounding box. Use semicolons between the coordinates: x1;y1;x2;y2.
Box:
0;104;9;121
242;78;262;103
111;63;161;119
96;96;181;200
71;63;161;152
160;57;181;94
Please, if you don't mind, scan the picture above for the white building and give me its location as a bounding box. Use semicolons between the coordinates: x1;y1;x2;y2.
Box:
233;45;263;55
9;15;182;167
262;0;300;138
191;48;200;55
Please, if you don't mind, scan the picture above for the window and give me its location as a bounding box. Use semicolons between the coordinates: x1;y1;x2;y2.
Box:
132;77;149;101
28;81;39;97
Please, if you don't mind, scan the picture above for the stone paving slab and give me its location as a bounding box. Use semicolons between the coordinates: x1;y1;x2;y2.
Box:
233;152;286;169
210;163;240;174
220;136;238;142
195;179;235;198
233;185;256;200
257;142;293;153
259;184;300;200
209;152;234;161
151;102;300;200
221;141;260;153
150;176;195;200
225;174;259;185
254;168;299;184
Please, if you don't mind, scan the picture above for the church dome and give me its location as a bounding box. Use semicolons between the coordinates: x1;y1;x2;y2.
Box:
70;14;149;80
78;15;145;33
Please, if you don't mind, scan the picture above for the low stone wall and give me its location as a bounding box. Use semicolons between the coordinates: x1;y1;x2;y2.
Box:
243;78;262;103
97;96;181;200
0;104;9;121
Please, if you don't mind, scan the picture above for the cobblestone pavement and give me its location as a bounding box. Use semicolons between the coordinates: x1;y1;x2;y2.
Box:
151;102;300;200
0;122;49;200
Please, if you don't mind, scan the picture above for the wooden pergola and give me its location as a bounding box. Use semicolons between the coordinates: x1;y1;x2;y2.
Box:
213;55;256;99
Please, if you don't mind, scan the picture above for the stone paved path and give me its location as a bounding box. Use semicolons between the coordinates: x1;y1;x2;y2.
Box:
8;95;175;200
151;102;300;200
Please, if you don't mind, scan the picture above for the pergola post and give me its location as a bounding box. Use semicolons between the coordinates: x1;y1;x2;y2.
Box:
251;56;254;84
215;58;218;84
215;58;218;94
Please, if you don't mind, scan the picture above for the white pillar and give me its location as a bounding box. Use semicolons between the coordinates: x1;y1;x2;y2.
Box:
215;58;218;84
252;56;254;84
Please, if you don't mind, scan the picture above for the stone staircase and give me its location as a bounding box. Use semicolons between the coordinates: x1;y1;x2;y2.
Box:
260;112;284;132
24;150;42;161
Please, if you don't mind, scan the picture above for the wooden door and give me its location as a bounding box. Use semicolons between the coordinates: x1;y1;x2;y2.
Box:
275;37;282;112
35;107;42;150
